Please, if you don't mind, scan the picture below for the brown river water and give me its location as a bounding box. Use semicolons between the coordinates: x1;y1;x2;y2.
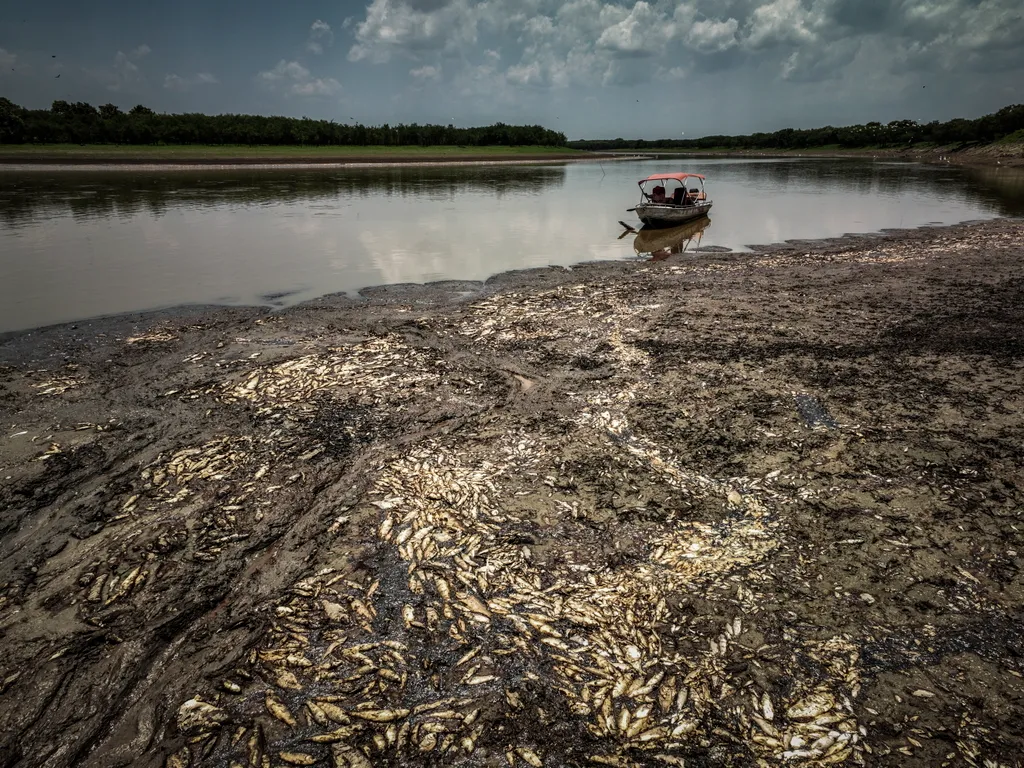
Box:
1;157;1022;333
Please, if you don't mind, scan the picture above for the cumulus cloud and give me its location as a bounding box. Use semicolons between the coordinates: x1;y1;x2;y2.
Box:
410;64;441;80
112;53;139;86
744;0;823;49
91;49;143;92
259;60;311;82
258;59;341;96
687;18;739;53
658;65;689;81
164;72;220;91
348;0;489;62
596;1;675;56
306;19;334;54
781;38;861;81
343;0;1024;88
292;78;342;96
347;0;736;87
163;74;187;91
889;0;1024;72
601;57;655;86
86;43;153;92
451;48;519;103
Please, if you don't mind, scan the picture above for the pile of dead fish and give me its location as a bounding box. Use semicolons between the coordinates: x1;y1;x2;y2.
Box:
76;336;446;624
220;336;441;416
164;285;874;767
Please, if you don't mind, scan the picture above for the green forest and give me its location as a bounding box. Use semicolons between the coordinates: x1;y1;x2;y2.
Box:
568;104;1024;151
1;98;1022;152
0;98;568;147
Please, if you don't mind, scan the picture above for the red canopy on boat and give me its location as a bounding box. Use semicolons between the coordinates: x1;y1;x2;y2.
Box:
640;173;705;184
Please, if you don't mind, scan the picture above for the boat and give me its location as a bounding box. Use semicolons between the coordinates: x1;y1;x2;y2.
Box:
629;172;712;227
632;215;711;260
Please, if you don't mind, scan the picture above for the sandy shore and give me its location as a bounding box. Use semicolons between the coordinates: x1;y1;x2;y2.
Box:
619;142;1024;168
2;218;1024;768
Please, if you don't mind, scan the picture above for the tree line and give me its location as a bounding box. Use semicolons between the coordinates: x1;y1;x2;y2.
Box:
568;104;1024;151
0;98;568;147
3;97;1021;151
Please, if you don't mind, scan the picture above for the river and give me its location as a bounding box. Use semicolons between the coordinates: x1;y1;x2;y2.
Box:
1;157;1022;333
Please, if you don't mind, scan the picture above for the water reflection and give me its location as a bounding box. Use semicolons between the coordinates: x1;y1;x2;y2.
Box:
655;157;1024;217
961;165;1024;216
0;165;568;229
1;157;1021;333
631;216;711;260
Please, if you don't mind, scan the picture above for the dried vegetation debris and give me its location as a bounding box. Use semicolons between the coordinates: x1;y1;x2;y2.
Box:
1;219;1024;768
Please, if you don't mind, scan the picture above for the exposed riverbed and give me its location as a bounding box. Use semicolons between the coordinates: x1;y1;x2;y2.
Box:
1;217;1023;768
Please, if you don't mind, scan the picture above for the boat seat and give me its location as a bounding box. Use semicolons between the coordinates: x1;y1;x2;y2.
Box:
672;187;685;205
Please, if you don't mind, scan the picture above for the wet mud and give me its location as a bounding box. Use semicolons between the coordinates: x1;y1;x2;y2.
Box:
2;218;1024;768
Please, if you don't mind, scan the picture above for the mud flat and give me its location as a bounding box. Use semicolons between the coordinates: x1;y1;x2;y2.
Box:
2;218;1024;768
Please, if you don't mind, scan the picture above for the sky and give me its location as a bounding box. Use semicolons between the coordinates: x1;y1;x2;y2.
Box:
0;0;1022;140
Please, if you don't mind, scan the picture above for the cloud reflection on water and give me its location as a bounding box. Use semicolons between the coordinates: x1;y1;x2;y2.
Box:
0;158;1020;333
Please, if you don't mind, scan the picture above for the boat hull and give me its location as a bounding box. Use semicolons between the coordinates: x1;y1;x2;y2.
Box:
635;201;712;228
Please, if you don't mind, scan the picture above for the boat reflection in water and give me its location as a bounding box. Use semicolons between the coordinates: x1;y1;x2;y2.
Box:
631;215;711;261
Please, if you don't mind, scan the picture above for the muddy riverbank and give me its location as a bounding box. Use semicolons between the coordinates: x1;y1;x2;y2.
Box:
623;143;1024;168
2;218;1024;768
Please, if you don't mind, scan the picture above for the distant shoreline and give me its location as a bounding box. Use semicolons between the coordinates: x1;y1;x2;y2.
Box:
0;144;592;168
594;142;1024;168
2;143;1020;169
0;158;609;172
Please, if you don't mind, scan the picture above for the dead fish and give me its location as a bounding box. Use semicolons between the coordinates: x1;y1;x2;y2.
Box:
306;702;329;726
275;670;303;690
265;695;297;727
517;747;544;767
332;745;373;768
786;692;835;721
419;732;438;752
316;701;351;724
459;593;491;617
322;600;347;621
87;574;108;602
311;727;358;743
279;753;317;766
349;708;409;722
637;726;669;743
